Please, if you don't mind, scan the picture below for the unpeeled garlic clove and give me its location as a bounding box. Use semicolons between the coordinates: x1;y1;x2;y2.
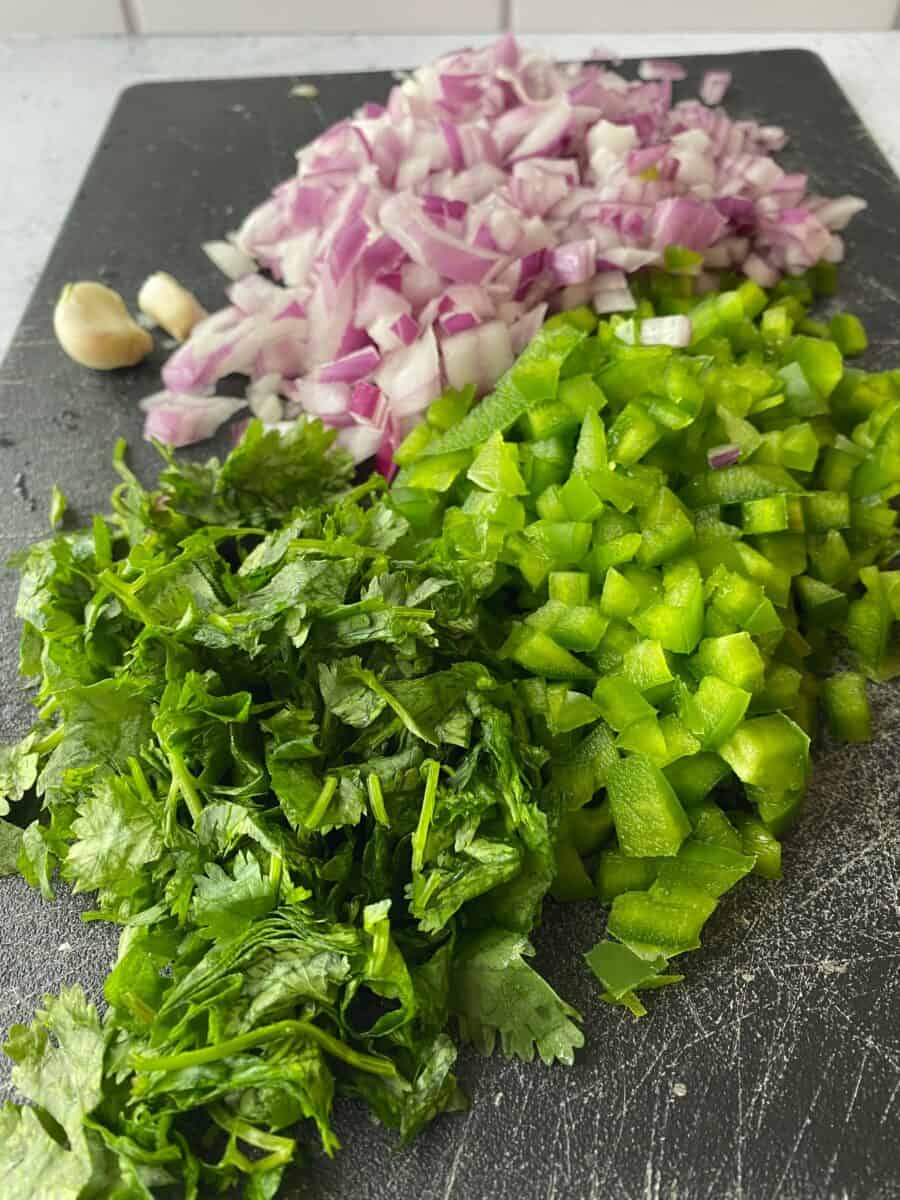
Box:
138;271;206;342
53;281;153;370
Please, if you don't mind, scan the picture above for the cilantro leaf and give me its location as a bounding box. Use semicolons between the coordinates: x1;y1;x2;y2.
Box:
450;930;584;1065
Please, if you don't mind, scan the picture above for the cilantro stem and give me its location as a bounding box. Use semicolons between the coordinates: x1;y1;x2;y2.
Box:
366;774;390;827
166;750;203;825
209;1104;294;1170
128;757;156;807
98;569;156;627
130;1019;398;1077
411;759;440;873
305;776;337;829
32;726;64;756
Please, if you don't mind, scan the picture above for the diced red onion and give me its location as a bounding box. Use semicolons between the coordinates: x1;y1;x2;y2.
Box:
639;59;687;82
440;311;479;335
442;319;514;394
147;36;866;466
742;253;779;288
391;313;420;345
203;240;257;280
700;70;732;107
318;345;381;384
708;443;741;469
640;315;692;347
350;380;382;419
142;394;246;447
548;238;597;286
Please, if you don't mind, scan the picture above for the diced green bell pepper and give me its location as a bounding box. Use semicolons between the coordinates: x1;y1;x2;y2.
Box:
596;850;660;901
606;753;692;858
822;671;871;742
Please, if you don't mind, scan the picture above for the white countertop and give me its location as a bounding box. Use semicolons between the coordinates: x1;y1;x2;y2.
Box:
1;31;899;359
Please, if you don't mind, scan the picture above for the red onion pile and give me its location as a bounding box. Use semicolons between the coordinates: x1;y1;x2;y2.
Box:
142;35;865;466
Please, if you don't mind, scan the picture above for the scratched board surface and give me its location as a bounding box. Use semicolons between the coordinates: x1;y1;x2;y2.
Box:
0;49;898;1200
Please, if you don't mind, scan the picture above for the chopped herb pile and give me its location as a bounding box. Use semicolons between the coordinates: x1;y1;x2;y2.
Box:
0;264;897;1195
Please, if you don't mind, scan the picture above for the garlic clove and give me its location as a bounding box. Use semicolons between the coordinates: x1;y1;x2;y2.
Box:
138;272;207;342
53;281;153;370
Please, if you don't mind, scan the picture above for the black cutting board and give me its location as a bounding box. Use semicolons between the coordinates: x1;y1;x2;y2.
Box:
1;49;899;1200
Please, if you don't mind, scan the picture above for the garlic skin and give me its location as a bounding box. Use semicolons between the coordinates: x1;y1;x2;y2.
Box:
138;272;207;342
53;282;153;370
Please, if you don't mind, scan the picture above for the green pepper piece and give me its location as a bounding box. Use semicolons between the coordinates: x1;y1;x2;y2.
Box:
546;684;604;733
467;431;527;495
747;784;805;835
664;752;731;807
822;672;872;743
526;602;608;653
794;575;849;627
802;491;851;532
536;484;569;521
567;800;614;854
592;676;656;731
718;713;810;797
630;559;704;654
503;532;553;588
591;532;643;577
403;449;472;492
742;495;790;535
596;850;660;901
829;313;868;357
681;674;752;748
846;568;900;680
608;403;661;466
426;385;475;431
616;715;669;762
390;486;443;530
693;633;766;695
600;567;641;619
560;474;604;521
521;436;573;497
784;335;844;401
551;837;596;901
689;802;742;852
422;322;586;454
503;625;595;681
731;811;782;879
653;839;755;898
606;753;692;858
607;888;716;960
393;421;435;466
519;399;581;441
762;305;793;343
584;941;682;1017
807;530;852;588
524;520;593;569
621;638;673;702
636;488;695;567
559;373;607;418
551;723;618;805
682;464;803;508
571;407;609;482
548;571;591;606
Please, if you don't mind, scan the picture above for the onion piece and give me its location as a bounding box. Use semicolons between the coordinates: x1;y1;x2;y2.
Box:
700;70;732;107
203;240;257;280
707;443;741;469
639;315;692;347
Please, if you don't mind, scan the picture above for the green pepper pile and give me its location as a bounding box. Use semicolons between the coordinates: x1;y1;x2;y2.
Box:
393;264;899;1011
0;263;896;1195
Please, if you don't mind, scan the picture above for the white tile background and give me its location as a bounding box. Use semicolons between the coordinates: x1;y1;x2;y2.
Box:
0;0;898;32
